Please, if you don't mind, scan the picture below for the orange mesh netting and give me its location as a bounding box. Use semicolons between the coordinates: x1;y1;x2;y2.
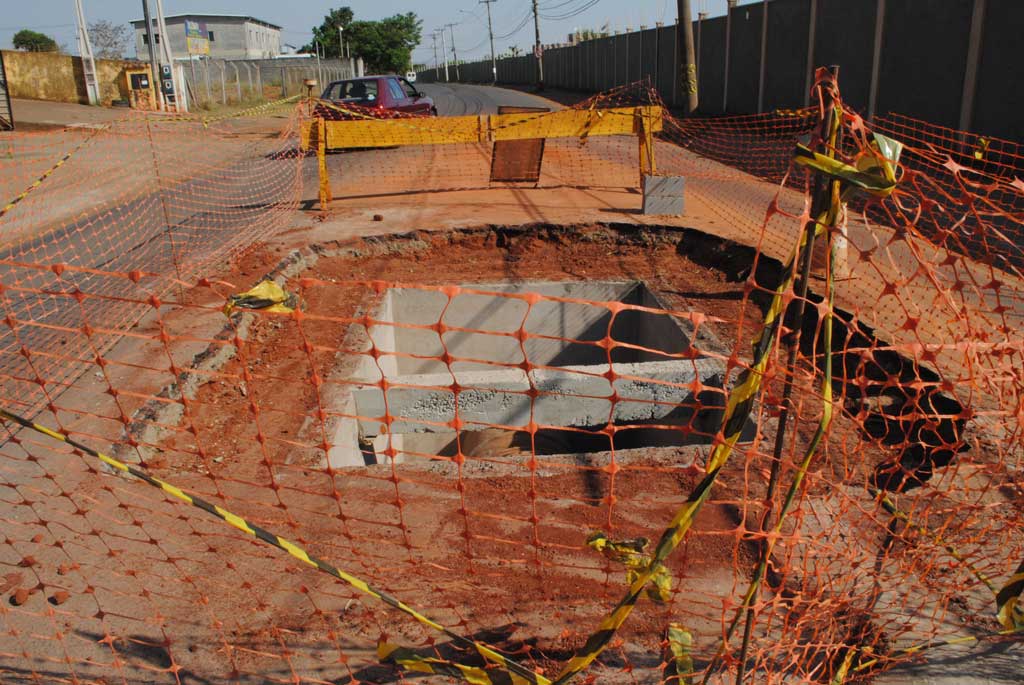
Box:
0;75;1021;685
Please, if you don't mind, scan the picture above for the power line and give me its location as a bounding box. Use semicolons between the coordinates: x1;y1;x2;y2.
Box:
494;9;533;39
540;0;603;21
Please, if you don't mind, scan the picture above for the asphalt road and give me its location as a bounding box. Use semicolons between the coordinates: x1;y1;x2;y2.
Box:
417;82;560;116
0;83;559;418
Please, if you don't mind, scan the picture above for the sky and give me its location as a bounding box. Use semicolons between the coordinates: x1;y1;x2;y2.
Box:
1;1;757;63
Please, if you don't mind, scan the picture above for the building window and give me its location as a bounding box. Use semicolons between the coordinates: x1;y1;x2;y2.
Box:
142;33;160;45
208;31;215;42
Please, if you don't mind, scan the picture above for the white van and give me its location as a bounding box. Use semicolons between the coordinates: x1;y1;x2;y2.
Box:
405;71;417;83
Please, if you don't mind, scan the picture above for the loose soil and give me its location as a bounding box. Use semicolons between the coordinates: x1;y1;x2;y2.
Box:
118;223;906;683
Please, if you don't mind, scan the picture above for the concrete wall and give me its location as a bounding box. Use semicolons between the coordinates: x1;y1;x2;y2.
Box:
1;49;151;105
726;3;762;114
698;17;727;115
763;0;811;112
972;0;1024;141
876;0;973;128
420;0;1021;143
133;16;282;61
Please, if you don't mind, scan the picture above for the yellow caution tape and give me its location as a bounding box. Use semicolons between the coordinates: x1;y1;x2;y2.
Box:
0;407;545;685
377;641;543;685
849;625;1024;675
974;136;990;161
587;532;671;603
1;128;103;221
996;559;1024;631
223;279;296;316
792;132;901;199
161;94;303;127
829;647;857;685
552;191;818;685
666;623;695;685
872;489;999;596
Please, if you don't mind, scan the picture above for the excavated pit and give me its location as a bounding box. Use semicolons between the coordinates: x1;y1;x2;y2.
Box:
328;280;755;468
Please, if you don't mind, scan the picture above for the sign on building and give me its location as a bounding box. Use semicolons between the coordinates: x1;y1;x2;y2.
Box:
185;20;210;55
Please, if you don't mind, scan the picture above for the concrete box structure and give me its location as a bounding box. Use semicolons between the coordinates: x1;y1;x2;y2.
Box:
642;175;685;216
131;14;282;61
324;281;750;468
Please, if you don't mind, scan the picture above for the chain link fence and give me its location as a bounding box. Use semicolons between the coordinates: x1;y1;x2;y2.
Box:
181;57;358;109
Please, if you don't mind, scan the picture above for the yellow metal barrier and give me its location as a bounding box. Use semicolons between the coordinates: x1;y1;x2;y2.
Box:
305;105;664;209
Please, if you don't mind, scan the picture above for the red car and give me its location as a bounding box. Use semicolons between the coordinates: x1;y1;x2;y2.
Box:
317;75;437;119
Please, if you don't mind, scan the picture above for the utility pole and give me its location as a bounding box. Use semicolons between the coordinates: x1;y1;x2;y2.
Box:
438;28;450;82
481;0;498;84
140;0;162;108
531;0;544;90
444;23;461;81
154;0;181;111
74;0;100;105
676;0;698;113
757;0;769;112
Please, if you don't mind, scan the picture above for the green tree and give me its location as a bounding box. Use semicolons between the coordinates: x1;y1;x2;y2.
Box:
346;13;422;73
301;7;355;58
301;8;422;73
13;29;58;52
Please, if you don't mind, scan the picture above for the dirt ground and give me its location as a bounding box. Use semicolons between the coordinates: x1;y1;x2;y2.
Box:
61;223;926;684
0;216;1017;684
2;89;1021;684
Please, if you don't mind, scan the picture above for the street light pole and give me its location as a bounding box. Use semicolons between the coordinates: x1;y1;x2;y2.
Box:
531;0;544;90
444;23;460;81
481;0;498;84
438;28;450;82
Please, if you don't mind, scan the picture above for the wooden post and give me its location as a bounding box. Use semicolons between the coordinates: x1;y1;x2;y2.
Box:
757;0;769;112
317;118;332;209
723;0;736;112
803;0;818;107
637;107;656;183
959;0;987;133
867;0;886;120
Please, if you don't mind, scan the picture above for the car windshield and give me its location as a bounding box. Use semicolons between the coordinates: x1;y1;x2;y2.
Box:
324;80;378;103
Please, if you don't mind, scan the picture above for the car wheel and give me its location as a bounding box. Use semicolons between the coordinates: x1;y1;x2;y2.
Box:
430;107;438;117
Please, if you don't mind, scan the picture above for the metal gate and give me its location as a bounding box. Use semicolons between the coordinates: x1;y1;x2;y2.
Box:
489;105;549;183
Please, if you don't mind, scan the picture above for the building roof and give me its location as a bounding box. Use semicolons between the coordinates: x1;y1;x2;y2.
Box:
130;14;282;30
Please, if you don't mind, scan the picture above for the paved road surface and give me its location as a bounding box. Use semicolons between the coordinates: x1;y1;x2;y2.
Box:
417;83;560;116
1;83;550;416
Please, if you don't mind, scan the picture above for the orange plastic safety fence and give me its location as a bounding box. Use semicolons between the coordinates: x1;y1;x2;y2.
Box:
0;79;1021;685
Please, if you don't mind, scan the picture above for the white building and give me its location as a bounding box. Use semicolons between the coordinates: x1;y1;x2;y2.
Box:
131;14;282;60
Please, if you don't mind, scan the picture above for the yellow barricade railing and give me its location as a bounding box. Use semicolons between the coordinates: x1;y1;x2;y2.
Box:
303;105;664;208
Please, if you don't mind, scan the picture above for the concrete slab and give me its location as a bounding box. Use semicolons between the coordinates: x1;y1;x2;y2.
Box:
323;280;744;467
642;174;685;215
352;358;726;435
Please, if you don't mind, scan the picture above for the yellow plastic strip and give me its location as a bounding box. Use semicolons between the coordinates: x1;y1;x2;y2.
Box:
0;407;546;685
